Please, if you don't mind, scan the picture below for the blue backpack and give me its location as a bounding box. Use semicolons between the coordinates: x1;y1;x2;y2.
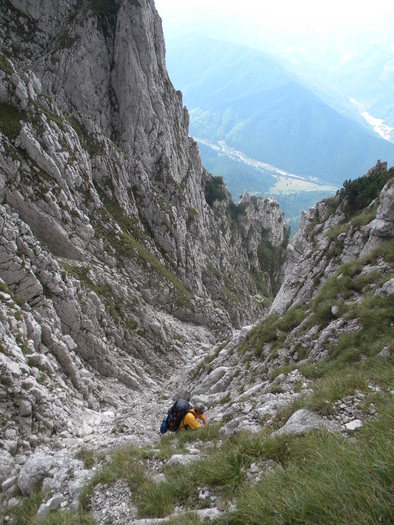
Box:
160;398;192;434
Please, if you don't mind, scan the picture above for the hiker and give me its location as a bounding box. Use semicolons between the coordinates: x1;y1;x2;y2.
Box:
179;402;208;431
160;399;208;434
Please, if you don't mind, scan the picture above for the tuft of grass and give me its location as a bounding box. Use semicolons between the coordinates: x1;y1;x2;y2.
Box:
75;448;97;469
137;481;175;518
80;444;150;511
164;424;221;445
4;490;43;525
241;304;306;357
0;51;13;74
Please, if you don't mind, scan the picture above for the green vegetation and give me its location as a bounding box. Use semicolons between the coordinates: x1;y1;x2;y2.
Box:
257;227;289;294
241;239;393;418
187;206;198;225
309;240;394;328
79;426;223;519
0;51;13;75
61;262;121;324
198;143;275;198
5;233;393;524
66;116;105;157
232;407;393;525
91;181;194;310
199;143;336;236
75;448;97;469
35;512;94;525
204;175;227;207
5;490;43;525
337;164;393;213
241;304;306;357
0;103;28;140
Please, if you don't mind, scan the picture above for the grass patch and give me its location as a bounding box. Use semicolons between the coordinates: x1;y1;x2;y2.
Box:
162;424;221;447
0;51;13;74
272;291;393;416
118;409;393;523
80;426;222;518
310;240;394;328
240;304;306;357
243;239;393;421
5;490;43;524
66;396;394;524
80;444;149;512
75;448;97;469
232;406;393;524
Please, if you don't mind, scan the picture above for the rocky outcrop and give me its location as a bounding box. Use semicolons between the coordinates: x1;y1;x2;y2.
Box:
270;173;394;315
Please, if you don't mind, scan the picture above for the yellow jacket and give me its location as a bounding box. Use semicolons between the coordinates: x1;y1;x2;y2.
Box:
179;408;207;430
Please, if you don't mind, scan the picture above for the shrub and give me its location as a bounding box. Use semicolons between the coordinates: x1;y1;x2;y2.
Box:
336;165;393;214
204;175;227;207
0;103;28;140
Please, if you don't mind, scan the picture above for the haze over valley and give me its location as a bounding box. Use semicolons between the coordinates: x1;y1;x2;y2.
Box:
157;1;394;232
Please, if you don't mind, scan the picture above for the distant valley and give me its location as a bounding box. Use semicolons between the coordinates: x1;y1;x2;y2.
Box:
166;34;394;233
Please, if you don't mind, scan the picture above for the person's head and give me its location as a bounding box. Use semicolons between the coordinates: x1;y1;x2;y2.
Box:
194;402;206;414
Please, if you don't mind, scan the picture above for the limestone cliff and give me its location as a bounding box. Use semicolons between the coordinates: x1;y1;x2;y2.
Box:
270;161;394;314
0;0;287;448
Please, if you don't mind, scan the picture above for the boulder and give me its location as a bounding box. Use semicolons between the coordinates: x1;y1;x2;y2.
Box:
167;454;200;467
274;409;336;436
18;453;55;496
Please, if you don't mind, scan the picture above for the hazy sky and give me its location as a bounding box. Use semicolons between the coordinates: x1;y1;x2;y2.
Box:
155;0;394;52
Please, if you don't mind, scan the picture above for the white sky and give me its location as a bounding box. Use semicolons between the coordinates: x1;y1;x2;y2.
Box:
154;0;394;52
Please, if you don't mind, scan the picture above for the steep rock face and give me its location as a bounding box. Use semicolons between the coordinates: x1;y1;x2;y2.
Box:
270;167;394;314
237;192;287;269
0;0;287;455
0;0;285;323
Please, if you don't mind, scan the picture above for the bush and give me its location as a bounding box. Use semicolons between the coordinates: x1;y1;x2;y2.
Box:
336;164;393;214
0;103;28;140
204;175;227;207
